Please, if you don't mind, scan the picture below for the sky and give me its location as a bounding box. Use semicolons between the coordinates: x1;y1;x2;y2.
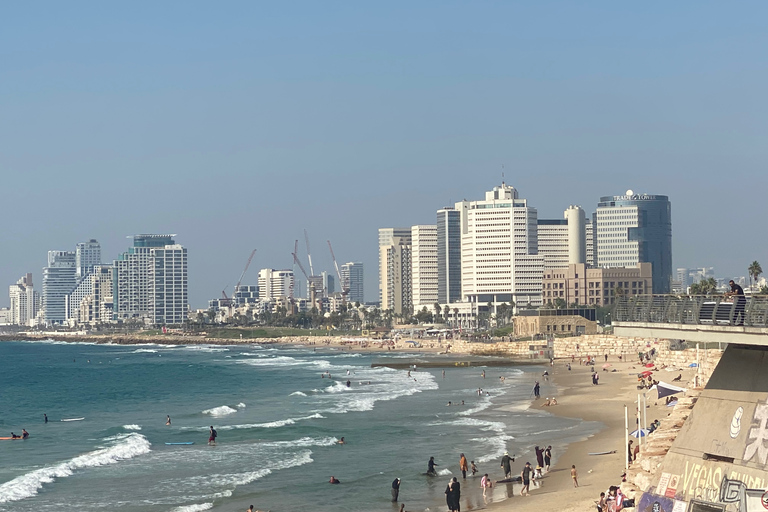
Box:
1;1;766;307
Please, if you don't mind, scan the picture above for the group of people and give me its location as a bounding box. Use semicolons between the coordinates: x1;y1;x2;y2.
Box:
9;429;29;439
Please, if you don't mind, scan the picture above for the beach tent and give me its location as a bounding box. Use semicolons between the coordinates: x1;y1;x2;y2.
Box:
656;381;686;399
629;428;650;438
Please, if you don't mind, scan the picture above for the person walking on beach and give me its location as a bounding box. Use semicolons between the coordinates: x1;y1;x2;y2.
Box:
533;381;540;398
208;425;217;445
571;465;579;487
391;477;401;502
445;477;461;512
535;446;544;469
521;462;532;496
544;446;552;471
500;452;513;479
627;440;634;465
459;453;469;479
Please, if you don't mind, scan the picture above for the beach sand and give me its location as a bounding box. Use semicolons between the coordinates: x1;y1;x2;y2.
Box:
461;356;699;512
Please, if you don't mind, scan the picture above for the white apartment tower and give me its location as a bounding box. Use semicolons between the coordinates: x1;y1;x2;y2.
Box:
378;228;412;315
457;183;543;308
9;273;39;326
258;269;295;300
43;251;77;324
411;225;438;307
149;244;188;325
114;235;188;325
76;239;101;279
340;262;364;304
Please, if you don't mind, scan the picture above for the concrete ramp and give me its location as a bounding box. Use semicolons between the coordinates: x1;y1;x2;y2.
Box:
641;344;768;512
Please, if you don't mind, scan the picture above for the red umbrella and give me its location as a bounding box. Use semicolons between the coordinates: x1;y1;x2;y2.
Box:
638;370;653;378
645;363;655;368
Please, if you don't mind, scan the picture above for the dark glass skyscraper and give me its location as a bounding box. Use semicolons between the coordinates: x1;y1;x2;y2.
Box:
595;192;672;294
437;207;462;303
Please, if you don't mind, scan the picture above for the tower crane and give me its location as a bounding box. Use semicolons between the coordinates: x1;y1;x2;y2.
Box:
234;249;257;296
327;240;349;301
304;229;315;277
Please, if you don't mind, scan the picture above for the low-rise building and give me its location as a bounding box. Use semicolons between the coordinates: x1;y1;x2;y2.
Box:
513;308;598;338
542;262;652;307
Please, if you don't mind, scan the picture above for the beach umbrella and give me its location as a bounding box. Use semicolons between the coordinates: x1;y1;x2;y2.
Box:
645;363;655;368
638;371;653;378
602;363;612;369
666;400;678;407
688;363;698;368
629;428;650;438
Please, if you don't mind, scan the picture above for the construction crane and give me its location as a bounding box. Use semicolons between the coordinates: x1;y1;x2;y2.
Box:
289;240;298;300
327;240;348;300
292;240;317;302
234;249;257;295
304;229;315;277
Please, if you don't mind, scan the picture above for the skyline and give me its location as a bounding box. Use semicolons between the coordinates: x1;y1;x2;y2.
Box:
2;2;767;307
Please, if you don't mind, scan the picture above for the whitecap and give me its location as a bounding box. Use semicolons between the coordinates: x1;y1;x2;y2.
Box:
122;424;142;431
290;391;307;396
0;433;151;504
202;406;237;417
437;468;453;476
236;403;246;409
132;349;158;354
170;504;213;512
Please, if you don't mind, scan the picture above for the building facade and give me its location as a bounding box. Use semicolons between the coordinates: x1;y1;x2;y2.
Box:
76;239;101;279
340;262;364;304
542;262;653;307
457;183;543;308
9;273;39;326
436;207;462;304
43;251;77;324
378;228;412;315
595;191;672;293
113;234;187;325
411;224;438;307
257;269;294;300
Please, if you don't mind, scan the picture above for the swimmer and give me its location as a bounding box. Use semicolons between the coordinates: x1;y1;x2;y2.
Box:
166;415;171;426
329;476;340;484
427;456;438;476
208;425;217;445
447;401;452;406
22;429;29;439
10;432;19;439
44;414;48;423
338;437;345;445
346;380;351;387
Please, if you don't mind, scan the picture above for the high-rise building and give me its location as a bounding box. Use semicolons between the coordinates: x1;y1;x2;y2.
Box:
436;207;461;304
340;262;364;304
411;225;438;307
586;220;594;267
9;273;39;326
76;240;101;279
113;234;187;324
71;265;114;325
378;228;412;315
258;269;294;300
457;183;543;308
537;219;569;270
43;251;77;324
595;191;672;293
321;271;335;296
233;285;259;305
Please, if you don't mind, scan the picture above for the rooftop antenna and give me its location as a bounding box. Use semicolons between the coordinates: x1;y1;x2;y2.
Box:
501;164;505;186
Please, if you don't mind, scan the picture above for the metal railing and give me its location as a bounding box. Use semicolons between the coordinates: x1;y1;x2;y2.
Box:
615;295;768;328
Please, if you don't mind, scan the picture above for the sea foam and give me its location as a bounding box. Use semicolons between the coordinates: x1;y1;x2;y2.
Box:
0;433;151;504
171;504;213;512
202;405;238;417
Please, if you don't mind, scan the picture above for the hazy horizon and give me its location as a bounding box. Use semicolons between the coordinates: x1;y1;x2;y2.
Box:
2;2;766;308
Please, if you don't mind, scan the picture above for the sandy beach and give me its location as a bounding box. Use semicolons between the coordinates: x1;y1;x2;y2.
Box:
464;355;699;512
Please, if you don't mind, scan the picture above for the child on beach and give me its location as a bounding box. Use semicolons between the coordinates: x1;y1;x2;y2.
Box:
470;461;478;476
571;465;579;487
480;474;492;496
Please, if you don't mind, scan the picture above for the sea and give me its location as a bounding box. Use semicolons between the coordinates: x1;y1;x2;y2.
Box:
0;340;601;512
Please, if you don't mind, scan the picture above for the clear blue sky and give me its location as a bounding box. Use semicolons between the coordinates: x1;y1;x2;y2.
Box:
2;1;766;307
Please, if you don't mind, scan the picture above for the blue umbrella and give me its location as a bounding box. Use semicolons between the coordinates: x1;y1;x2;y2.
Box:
688;363;698;367
629;428;650;438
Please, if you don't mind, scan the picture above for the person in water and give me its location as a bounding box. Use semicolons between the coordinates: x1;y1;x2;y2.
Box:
10;433;19;439
208;426;217;445
44;414;48;424
459;453;469;479
391;477;401;502
338;437;345;445
166;415;171;426
329;476;340;484
22;429;29;439
427;456;438;476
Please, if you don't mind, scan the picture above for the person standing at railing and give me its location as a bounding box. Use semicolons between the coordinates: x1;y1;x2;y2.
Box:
725;280;746;326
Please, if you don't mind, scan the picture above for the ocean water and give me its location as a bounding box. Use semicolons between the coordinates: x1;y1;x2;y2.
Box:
0;341;600;512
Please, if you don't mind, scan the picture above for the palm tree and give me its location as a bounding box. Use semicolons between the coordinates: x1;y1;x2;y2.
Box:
690;277;718;296
748;261;763;291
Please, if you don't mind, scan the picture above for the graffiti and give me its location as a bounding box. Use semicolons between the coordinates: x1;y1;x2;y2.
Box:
681;460;767;502
744;400;768;465
719;476;767;512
